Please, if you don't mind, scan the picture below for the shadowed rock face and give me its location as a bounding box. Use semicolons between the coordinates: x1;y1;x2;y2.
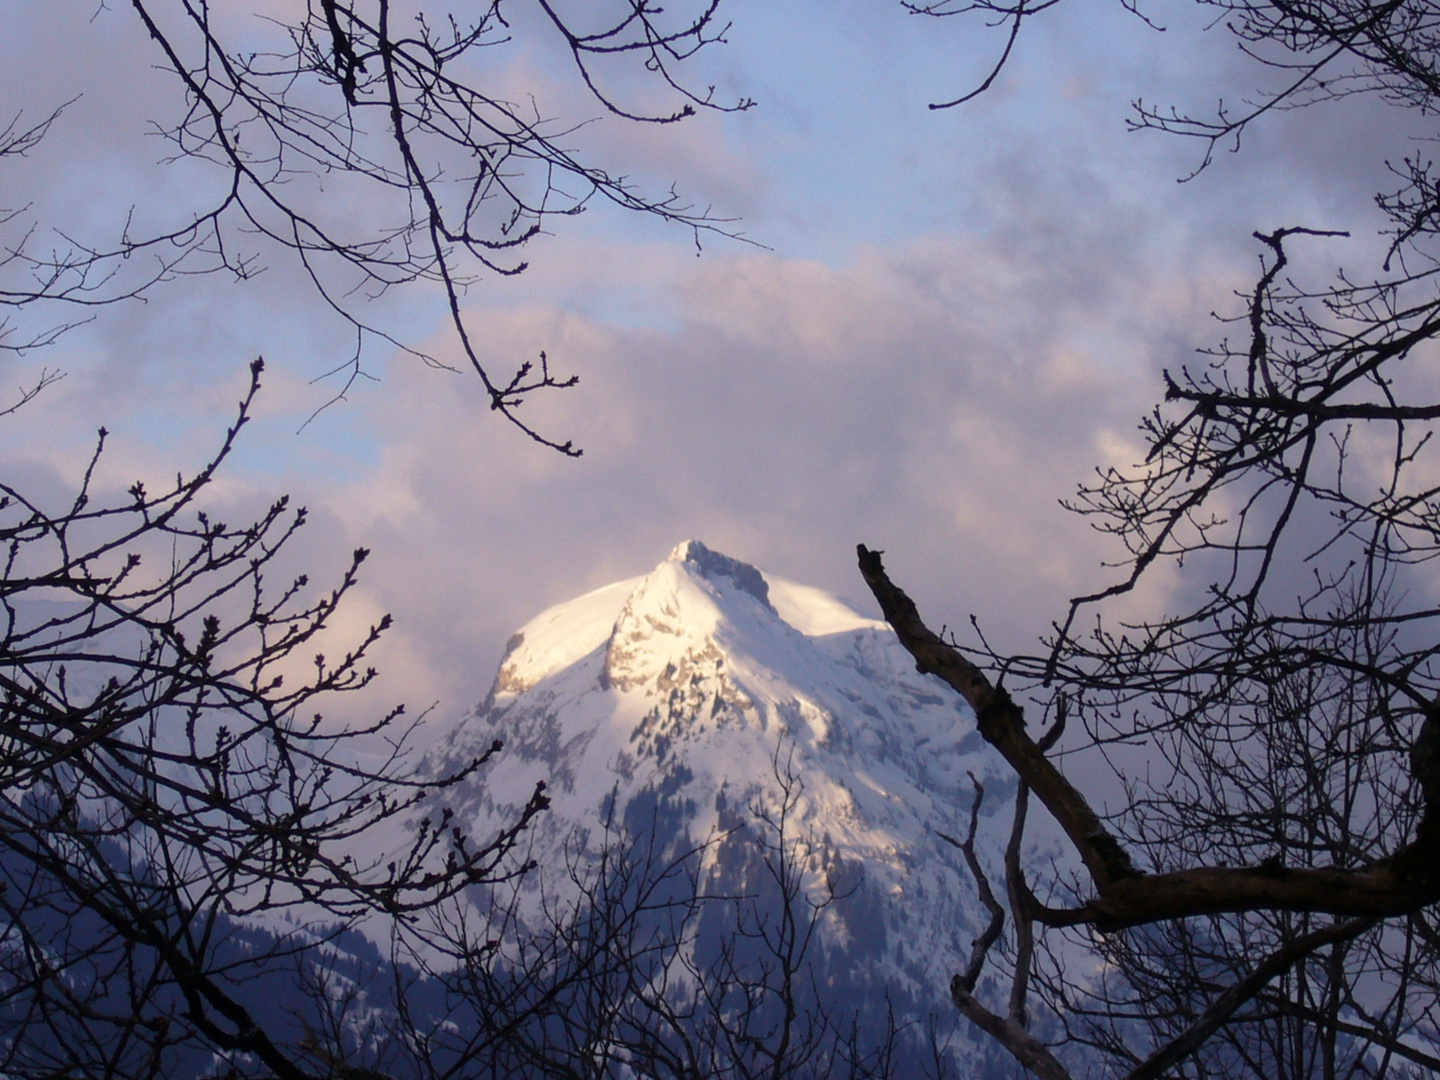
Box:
670;539;773;612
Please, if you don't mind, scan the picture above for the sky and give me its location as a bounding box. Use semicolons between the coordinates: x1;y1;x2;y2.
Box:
0;0;1416;729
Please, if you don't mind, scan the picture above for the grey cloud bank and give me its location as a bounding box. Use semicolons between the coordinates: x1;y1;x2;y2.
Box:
305;232;1215;717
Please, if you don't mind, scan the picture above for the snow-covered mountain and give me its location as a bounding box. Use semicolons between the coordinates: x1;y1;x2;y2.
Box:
435;541;1009;1027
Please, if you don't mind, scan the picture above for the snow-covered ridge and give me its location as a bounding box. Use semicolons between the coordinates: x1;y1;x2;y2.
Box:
488;540;884;700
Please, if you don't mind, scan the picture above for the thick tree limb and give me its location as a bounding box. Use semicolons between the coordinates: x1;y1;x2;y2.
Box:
856;545;1440;929
949;980;1075;1080
857;545;1134;891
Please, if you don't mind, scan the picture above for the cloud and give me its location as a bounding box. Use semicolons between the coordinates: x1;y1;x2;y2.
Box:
1;0;1423;740
295;216;1238;720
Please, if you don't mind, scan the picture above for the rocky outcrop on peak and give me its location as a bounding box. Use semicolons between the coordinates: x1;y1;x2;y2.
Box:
669;539;774;611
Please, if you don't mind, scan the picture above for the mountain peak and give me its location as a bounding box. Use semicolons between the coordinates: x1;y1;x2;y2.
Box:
442;543;996;1046
485;542;881;702
604;541;779;693
667;540;773;613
